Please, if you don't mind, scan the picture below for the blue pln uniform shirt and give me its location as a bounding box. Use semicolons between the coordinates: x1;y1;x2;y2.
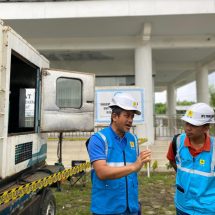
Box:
175;133;215;215
88;126;139;214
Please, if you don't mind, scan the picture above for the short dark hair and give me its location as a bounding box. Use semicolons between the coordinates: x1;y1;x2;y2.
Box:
203;123;209;127
110;106;125;123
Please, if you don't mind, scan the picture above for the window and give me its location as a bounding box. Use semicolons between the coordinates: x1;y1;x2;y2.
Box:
56;78;82;108
8;52;38;134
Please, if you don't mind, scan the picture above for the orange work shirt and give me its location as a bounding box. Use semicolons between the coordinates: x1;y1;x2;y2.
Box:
166;134;211;162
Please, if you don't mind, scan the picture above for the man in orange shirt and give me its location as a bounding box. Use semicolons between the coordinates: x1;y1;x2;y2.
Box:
166;103;215;215
167;128;211;172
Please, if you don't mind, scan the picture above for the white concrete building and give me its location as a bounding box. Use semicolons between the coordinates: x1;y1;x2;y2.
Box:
1;0;215;142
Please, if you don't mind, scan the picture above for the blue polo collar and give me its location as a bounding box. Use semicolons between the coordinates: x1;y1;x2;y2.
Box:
109;125;128;142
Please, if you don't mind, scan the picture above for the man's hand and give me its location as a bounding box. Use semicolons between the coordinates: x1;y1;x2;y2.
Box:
92;149;152;179
132;149;151;172
139;149;151;163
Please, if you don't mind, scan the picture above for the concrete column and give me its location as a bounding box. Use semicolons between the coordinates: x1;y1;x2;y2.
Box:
135;42;154;143
196;66;209;104
167;83;176;135
167;83;176;116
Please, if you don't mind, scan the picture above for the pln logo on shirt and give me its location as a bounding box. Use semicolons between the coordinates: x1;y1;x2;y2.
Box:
199;159;205;166
130;141;135;149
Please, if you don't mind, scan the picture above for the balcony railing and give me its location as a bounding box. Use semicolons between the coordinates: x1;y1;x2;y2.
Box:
154;114;215;138
47;115;215;139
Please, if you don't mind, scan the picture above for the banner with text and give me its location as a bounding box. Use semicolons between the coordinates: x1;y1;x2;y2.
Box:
95;87;144;125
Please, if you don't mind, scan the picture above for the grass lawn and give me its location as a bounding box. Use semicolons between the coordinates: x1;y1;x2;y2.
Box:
52;171;176;215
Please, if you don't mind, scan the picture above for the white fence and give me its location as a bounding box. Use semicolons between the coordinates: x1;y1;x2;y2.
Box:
47;115;215;139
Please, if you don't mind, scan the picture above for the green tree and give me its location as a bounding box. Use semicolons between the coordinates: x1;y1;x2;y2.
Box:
209;85;215;107
155;103;166;114
177;101;194;106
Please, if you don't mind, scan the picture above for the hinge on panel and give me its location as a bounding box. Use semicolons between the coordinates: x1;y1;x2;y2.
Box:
41;70;50;76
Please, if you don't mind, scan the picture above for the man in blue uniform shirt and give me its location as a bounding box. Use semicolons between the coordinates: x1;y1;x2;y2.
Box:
87;92;151;215
167;103;215;215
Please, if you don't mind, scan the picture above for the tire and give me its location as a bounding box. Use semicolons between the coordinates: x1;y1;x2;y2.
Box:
40;190;56;215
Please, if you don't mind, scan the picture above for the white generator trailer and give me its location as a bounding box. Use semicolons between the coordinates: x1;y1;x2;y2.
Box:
0;20;94;214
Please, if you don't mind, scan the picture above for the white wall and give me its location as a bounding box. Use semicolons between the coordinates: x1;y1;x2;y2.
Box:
1;0;215;20
50;58;134;76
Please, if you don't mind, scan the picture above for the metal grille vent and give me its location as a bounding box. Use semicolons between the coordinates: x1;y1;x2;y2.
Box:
15;142;33;164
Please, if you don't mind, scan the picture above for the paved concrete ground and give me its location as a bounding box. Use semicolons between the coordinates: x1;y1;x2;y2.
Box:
47;138;171;171
47;139;89;168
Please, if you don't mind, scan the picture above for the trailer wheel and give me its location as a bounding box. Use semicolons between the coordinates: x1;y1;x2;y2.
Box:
40;190;56;215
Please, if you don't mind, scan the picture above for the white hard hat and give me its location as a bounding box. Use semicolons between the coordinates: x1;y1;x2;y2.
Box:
109;92;141;115
181;103;215;126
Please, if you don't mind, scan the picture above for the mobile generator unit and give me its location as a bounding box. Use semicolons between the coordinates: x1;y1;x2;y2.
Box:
0;20;94;214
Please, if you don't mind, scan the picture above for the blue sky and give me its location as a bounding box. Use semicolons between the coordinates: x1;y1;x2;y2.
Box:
155;72;215;103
